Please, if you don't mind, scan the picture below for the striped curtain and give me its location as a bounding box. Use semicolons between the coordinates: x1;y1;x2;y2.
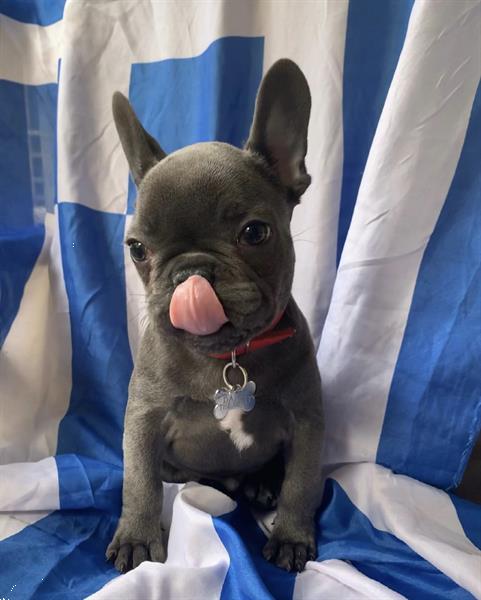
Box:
0;1;480;598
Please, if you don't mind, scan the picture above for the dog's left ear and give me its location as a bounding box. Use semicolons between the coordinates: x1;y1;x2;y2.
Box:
112;92;166;187
246;59;311;201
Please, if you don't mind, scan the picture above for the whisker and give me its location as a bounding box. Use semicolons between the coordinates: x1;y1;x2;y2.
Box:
127;309;150;327
291;225;316;238
292;238;316;245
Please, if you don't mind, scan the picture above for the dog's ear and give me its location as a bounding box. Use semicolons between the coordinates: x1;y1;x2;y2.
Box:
246;59;311;200
112;92;166;187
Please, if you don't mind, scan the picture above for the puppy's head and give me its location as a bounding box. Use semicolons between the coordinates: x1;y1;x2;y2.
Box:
113;59;311;353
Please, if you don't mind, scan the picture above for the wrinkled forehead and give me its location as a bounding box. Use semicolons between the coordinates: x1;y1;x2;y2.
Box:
130;143;282;238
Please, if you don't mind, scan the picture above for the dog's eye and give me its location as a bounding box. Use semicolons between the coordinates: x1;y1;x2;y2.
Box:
238;221;271;246
128;240;147;262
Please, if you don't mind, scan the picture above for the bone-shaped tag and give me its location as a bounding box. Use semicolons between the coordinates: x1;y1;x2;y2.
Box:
213;380;256;420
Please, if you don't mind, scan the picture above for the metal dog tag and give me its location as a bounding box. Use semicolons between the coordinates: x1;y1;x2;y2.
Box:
213;353;256;420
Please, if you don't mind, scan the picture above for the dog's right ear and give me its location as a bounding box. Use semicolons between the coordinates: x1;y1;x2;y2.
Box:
246;59;311;201
112;92;166;187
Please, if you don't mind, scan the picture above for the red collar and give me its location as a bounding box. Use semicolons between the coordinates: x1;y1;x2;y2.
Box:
209;312;296;360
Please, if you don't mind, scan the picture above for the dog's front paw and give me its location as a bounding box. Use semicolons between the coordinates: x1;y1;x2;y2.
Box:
263;528;316;572
106;521;165;573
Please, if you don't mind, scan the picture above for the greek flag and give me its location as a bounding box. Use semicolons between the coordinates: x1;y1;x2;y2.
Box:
1;1;480;598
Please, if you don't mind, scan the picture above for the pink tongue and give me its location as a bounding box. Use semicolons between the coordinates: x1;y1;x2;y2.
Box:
169;275;228;336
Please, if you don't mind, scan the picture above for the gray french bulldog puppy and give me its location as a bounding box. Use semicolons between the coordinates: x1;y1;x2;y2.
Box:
106;59;324;574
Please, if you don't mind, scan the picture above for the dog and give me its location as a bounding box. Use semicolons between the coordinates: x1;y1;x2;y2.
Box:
106;59;324;574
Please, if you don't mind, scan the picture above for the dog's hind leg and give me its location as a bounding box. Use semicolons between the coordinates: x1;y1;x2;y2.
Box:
242;452;285;511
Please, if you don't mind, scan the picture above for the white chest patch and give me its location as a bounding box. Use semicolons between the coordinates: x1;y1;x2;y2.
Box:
218;408;254;452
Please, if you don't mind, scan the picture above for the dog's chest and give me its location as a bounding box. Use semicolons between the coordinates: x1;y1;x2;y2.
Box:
165;397;289;476
217;408;255;451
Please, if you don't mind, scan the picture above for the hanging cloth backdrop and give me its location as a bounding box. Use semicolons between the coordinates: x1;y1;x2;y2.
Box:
0;1;480;598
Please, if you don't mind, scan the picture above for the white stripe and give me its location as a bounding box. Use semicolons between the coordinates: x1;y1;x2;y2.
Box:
317;0;481;467
0;457;59;542
0;457;59;512
57;0;265;213
0;15;61;85
256;0;349;346
333;463;481;598
0;510;53;544
0;212;72;464
294;558;406;600
88;483;233;600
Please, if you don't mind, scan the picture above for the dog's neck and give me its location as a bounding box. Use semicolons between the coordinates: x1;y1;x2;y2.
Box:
208;311;296;360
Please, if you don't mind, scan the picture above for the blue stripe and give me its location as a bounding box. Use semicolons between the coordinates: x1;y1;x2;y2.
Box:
0;510;119;599
0;81;57;228
0;476;474;599
0;0;65;25
0;77;58;378
377;81;481;489
56;203;133;466
0;224;44;347
214;478;474;600
56;454;122;513
451;494;481;551
317;480;474;599
0;457;122;598
0;80;33;228
338;0;414;262
214;500;296;600
127;35;264;213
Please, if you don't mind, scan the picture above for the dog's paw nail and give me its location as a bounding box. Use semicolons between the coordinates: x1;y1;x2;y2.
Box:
149;540;167;563
105;549;116;562
276;544;295;572
262;543;276;561
115;556;127;573
294;557;306;571
277;557;293;571
294;544;307;571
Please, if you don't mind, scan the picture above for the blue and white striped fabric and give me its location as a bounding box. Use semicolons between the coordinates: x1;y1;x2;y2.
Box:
1;1;480;598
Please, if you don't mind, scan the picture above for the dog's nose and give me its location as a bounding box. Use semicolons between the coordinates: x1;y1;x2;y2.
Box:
172;267;214;287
